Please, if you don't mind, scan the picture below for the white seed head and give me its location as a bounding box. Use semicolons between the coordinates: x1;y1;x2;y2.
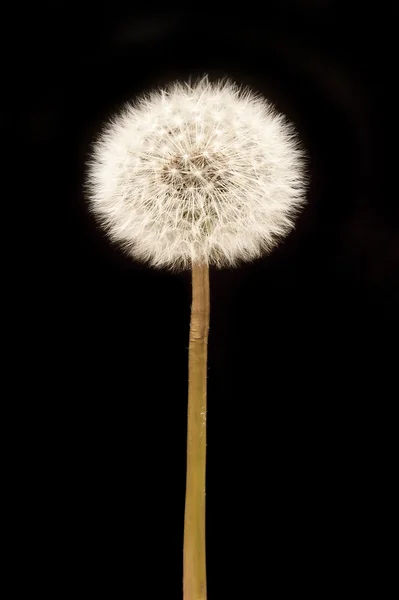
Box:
86;76;307;271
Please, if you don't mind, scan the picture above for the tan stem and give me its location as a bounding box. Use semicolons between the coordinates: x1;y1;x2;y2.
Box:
183;263;210;600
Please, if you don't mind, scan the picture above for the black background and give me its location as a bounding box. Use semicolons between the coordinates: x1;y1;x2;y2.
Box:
9;1;397;596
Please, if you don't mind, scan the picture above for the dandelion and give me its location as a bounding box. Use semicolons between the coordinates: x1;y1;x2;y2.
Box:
86;76;307;600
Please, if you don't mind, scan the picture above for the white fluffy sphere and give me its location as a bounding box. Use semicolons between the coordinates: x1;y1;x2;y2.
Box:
87;77;307;270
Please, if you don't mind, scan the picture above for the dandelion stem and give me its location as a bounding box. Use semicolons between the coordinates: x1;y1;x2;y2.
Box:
183;263;210;600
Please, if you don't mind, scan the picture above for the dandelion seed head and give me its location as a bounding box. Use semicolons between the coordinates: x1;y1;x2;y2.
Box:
86;76;308;270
